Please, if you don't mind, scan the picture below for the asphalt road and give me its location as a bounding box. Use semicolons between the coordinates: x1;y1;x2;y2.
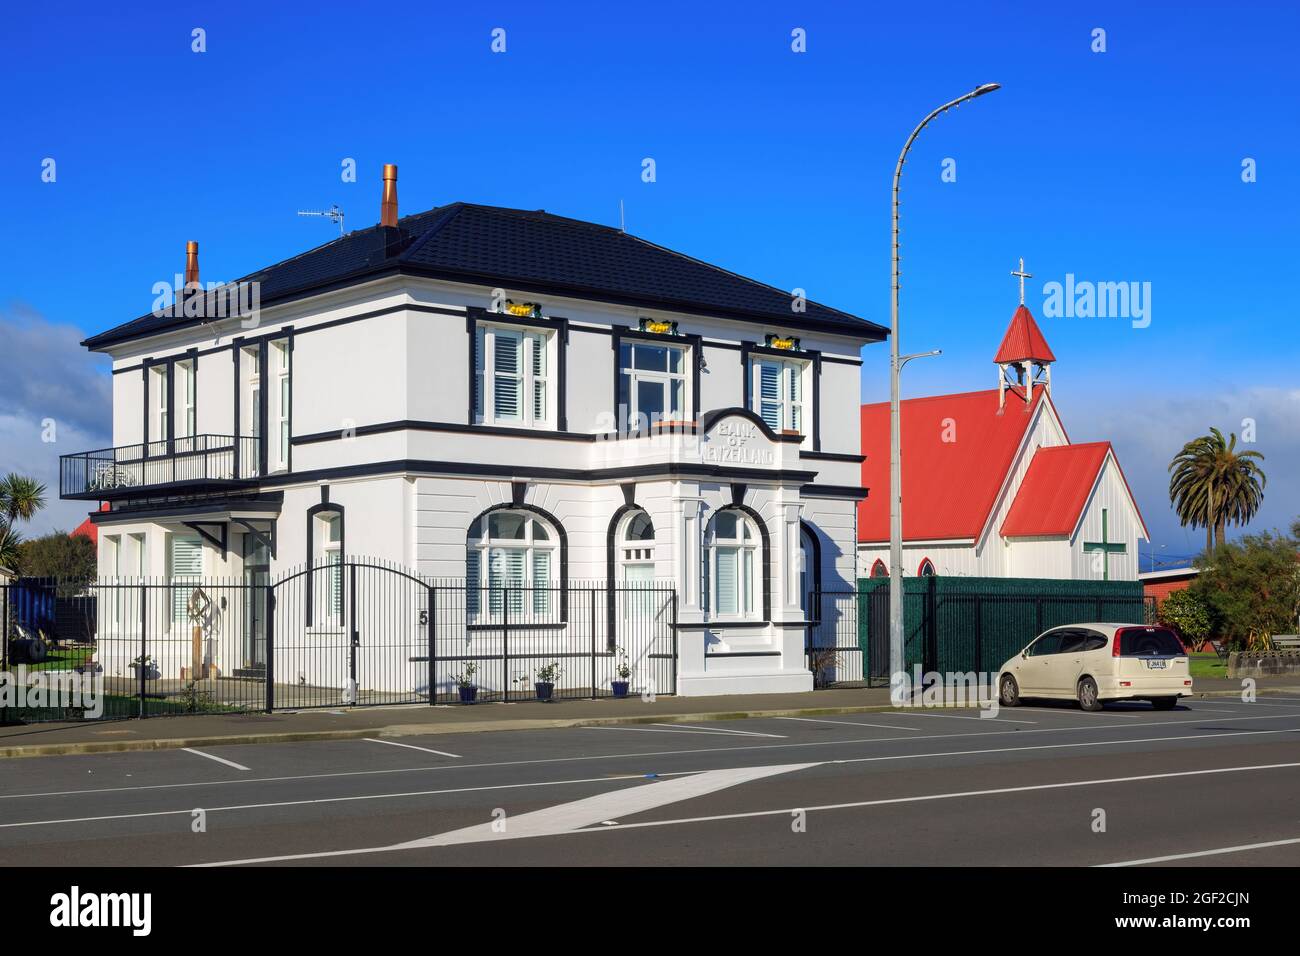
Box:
3;695;1300;867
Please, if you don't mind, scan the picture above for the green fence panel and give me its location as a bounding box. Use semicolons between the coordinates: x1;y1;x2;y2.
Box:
858;575;1148;678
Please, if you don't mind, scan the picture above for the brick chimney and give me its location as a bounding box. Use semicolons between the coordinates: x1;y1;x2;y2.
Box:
380;164;398;227
184;241;200;289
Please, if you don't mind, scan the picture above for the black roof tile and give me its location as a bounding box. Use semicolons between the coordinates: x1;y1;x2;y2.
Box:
84;203;885;349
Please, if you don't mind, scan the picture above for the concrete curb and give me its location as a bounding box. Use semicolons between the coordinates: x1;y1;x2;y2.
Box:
3;690;1297;760
0;703;908;759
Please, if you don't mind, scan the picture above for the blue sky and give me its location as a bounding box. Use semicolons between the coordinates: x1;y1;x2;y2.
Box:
1;0;1297;566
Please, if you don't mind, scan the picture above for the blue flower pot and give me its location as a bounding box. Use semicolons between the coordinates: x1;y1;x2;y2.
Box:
535;682;555;702
611;681;630;698
458;685;478;704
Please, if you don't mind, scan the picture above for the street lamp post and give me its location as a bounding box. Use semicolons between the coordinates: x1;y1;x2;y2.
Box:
889;83;1000;704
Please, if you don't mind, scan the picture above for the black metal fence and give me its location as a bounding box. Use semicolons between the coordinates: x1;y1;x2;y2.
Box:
807;590;869;686
0;561;677;722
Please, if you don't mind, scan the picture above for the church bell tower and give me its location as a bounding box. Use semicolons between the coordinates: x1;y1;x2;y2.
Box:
995;258;1056;411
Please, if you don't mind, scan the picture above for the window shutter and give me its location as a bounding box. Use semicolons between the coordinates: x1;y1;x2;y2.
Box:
529;333;546;422
716;547;739;614
757;362;782;431
493;332;522;420
328;550;342;621
505;548;525;615
170;535;202;622
531;549;550;615
474;326;485;419
466;549;481;614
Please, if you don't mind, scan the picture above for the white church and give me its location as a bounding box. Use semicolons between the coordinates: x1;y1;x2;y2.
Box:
857;268;1148;581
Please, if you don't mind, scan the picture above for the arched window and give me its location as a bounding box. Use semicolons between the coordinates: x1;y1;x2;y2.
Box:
617;510;656;583
870;558;888;578
704;508;761;619
918;558;936;577
467;509;559;620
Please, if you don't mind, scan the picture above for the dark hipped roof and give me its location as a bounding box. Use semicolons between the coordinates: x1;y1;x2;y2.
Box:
84;203;886;350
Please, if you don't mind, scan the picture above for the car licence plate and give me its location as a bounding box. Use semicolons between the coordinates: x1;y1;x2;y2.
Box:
1146;659;1167;670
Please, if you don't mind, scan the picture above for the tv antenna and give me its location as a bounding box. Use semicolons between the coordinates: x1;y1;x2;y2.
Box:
297;204;346;236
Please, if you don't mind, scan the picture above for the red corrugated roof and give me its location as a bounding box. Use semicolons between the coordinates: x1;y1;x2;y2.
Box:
858;388;1045;543
71;517;98;545
994;305;1056;364
1000;442;1110;537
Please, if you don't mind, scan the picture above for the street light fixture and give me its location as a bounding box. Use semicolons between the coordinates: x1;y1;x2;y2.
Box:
888;84;1000;704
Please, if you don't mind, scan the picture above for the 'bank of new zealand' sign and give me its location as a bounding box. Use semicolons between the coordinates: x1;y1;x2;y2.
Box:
703;420;775;466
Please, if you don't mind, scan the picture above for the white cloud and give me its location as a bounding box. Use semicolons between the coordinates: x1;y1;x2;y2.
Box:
0;305;112;536
1058;386;1300;560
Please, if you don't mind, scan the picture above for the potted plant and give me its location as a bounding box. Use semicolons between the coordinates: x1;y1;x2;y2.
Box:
451;663;479;704
129;654;159;680
611;646;631;698
534;662;561;702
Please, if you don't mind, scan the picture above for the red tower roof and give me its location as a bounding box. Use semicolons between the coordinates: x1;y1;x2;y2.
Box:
994;304;1056;365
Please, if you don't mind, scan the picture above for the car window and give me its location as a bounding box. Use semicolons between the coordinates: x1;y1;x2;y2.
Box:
1028;632;1063;656
1081;632;1109;651
1058;631;1089;653
1118;627;1185;657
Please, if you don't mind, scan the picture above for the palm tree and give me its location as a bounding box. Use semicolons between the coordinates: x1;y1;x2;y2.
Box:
0;473;48;570
1168;428;1266;553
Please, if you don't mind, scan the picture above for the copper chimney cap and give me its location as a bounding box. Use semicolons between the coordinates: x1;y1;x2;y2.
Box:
381;164;398;227
184;241;200;289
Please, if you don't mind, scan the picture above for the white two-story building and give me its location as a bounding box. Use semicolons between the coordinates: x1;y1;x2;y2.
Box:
66;166;884;698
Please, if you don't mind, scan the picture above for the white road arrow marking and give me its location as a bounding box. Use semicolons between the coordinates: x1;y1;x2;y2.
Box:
194;762;816;866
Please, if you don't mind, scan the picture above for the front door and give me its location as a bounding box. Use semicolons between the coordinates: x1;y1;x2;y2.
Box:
243;533;270;668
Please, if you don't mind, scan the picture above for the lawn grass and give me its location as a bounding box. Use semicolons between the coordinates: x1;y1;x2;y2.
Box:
1189;651;1227;679
22;646;94;672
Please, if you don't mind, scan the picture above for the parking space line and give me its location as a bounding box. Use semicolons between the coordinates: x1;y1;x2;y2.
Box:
181;748;249;772
1099;836;1300;867
887;710;1036;724
584;725;749;737
776;716;922;732
364;738;461;759
653;723;786;738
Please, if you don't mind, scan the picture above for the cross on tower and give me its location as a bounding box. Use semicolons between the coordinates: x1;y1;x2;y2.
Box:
1083;508;1126;581
1011;257;1032;306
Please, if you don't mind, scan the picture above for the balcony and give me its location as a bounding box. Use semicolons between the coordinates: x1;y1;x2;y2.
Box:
60;435;262;500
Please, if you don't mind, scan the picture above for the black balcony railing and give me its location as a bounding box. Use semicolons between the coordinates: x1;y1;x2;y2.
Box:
60;435;262;500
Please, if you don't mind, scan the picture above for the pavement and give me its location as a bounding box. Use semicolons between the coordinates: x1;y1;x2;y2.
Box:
2;677;1294;759
4;691;1300;866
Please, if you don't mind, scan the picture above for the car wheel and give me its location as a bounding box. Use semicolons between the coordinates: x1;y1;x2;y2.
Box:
1077;677;1103;712
1150;697;1178;711
999;674;1020;707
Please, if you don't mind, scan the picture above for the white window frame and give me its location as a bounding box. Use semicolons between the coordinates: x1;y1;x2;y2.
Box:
466;510;559;622
318;513;342;626
619;340;689;432
150;365;169;449
751;357;807;435
475;324;552;428
273;340;290;471
703;509;761;621
174;360;196;442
